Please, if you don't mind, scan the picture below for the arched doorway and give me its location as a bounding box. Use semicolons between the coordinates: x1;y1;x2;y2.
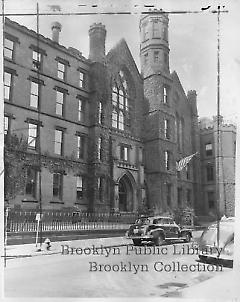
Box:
118;174;134;212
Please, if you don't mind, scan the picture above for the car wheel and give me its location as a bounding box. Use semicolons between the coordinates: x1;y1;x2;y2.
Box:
184;233;191;243
199;255;207;263
133;239;142;246
154;235;164;246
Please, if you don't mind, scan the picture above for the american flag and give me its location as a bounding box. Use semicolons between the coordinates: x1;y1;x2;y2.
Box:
176;152;198;172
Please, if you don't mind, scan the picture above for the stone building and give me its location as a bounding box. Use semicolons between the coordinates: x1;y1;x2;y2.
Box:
3;11;215;215
140;12;201;214
199;117;236;217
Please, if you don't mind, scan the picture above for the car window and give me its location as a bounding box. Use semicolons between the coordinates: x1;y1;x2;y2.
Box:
153;218;169;224
202;223;234;246
135;218;150;225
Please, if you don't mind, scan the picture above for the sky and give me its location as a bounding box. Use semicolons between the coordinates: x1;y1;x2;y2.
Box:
3;0;240;122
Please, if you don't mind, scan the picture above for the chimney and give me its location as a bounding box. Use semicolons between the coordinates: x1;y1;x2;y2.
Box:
88;23;106;63
187;90;198;116
51;21;62;43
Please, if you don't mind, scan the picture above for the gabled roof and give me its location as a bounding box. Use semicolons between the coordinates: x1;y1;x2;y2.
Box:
170;70;187;98
106;38;142;82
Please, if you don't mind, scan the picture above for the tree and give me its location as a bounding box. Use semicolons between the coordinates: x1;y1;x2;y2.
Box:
4;134;29;201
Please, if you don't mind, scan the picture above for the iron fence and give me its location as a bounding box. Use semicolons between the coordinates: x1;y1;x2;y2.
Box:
6;210;139;232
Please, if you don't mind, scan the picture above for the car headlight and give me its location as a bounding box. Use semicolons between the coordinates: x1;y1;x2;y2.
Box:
224;246;233;255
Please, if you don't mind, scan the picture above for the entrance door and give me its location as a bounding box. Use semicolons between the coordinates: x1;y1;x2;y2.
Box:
119;181;127;212
118;174;133;212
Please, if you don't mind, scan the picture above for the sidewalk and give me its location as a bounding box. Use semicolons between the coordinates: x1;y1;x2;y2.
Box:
4;236;130;258
180;270;240;299
4;230;203;258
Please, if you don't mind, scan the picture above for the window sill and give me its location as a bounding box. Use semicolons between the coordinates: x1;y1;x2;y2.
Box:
50;200;64;204
4;57;14;63
22;198;38;203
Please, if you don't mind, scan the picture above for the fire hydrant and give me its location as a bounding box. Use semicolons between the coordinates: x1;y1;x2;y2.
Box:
44;238;51;251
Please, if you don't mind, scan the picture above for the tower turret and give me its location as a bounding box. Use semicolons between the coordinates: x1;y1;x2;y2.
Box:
139;10;170;78
89;23;106;64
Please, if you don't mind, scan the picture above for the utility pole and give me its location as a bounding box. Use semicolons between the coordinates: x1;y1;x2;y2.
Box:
216;6;221;248
36;2;43;251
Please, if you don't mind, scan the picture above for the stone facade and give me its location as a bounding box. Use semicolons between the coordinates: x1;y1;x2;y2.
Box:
140;12;201;214
3;12;235;216
199;117;236;217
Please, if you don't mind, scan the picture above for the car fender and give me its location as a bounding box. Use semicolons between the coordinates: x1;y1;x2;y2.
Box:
149;228;165;239
180;229;192;237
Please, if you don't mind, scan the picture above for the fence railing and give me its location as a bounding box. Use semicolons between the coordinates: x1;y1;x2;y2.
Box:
6;210;139;232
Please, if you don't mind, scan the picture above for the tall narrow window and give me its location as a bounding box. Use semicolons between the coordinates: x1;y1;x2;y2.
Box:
163;27;168;40
53;173;63;200
177;187;182;207
142;23;149;40
97;177;104;202
164;119;170;139
207;191;215;209
164;53;168;64
4;37;14;60
77;135;85;159
165;150;170;170
56;90;64;116
144;52;148;64
154;51;159;63
206;165;214;182
76;176;83;200
118;111;124;130
32;50;42;70
79;71;86;88
54;129;64;155
4;72;12;101
166;184;171;206
25;168;37;198
152;21;160;37
30;81;39;108
28;123;38;150
163;86;168;103
4;116;9;137
78;99;85;122
205;143;213;156
97;137;103;161
120;145;129;161
98;101;103;124
187;189;192;206
179;118;183;151
186;165;191;179
112;109;118;128
57;61;65;80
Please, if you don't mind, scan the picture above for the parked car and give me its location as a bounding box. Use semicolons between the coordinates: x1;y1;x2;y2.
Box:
125;215;192;245
198;216;234;266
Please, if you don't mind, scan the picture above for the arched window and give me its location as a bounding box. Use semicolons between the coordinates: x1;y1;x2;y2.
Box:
111;70;131;131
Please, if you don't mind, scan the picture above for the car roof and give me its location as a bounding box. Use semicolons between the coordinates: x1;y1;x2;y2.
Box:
149;216;173;220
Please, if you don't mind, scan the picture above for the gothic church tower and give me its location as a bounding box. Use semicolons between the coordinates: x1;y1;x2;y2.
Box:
140;10;176;213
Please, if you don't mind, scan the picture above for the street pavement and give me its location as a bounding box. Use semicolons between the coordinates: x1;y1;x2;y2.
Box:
3;230;239;298
4;230;203;258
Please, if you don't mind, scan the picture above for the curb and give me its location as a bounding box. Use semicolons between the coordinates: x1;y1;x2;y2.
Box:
5;242;130;259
